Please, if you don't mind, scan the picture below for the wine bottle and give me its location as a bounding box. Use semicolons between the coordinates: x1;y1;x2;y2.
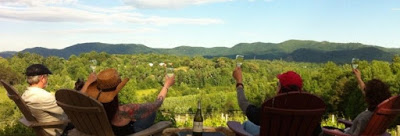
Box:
193;100;203;136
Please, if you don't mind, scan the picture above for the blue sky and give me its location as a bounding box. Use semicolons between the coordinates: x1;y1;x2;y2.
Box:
0;0;399;52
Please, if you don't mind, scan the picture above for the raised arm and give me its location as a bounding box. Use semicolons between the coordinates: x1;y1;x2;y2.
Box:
233;67;250;112
118;74;175;121
233;67;261;125
119;99;163;121
81;72;97;93
353;69;366;95
157;75;175;100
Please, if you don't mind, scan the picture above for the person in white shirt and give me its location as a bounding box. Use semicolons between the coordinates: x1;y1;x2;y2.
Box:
21;64;69;136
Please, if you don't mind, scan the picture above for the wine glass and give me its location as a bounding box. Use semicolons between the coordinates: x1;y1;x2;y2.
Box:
351;58;359;69
166;62;174;77
236;55;244;67
90;59;97;72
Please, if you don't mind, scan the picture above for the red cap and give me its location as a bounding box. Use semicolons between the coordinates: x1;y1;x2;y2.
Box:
277;71;303;89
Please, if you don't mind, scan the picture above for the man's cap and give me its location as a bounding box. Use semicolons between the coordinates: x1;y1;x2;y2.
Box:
25;64;52;76
277;71;303;89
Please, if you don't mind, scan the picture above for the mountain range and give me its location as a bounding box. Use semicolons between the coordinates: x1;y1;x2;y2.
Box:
1;40;399;64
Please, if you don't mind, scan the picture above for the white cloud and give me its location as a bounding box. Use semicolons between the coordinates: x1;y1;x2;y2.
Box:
47;27;160;34
73;5;138;14
122;0;232;9
0;0;77;7
0;5;223;25
0;6;105;22
392;8;400;11
125;16;223;25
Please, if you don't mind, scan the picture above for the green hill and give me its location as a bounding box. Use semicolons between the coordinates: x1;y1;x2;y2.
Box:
1;40;399;63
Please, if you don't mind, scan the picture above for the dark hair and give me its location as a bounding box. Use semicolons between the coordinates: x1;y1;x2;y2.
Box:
74;78;85;91
365;79;391;111
280;85;301;93
103;95;119;122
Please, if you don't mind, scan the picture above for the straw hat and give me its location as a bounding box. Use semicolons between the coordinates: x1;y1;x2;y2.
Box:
84;68;129;103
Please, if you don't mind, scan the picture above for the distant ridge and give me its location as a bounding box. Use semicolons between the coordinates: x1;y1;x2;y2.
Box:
1;40;399;63
0;51;17;58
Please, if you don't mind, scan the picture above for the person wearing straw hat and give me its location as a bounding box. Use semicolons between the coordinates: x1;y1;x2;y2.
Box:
81;68;175;136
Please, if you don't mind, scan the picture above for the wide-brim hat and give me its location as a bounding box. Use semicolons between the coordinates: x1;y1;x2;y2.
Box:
85;68;129;103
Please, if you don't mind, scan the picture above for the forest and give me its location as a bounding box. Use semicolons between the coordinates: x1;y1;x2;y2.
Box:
1;51;400;135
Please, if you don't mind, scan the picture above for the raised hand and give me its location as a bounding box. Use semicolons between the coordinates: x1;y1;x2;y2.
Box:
233;67;243;84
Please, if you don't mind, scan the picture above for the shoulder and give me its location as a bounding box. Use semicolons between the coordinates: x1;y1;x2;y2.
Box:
359;110;373;118
22;87;54;102
353;110;373;122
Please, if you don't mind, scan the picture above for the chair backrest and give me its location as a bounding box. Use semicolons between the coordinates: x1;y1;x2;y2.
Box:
259;92;326;136
55;89;114;136
0;80;49;136
361;95;400;135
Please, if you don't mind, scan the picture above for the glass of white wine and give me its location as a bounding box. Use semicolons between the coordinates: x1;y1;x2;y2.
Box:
236;55;244;67
166;62;174;77
352;58;359;69
90;59;97;72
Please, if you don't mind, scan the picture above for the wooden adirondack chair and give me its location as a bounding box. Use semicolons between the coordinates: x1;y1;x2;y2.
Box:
55;89;172;136
227;92;326;136
0;80;68;136
322;95;400;136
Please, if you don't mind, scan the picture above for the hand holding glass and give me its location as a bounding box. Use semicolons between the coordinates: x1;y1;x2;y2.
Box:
166;68;174;77
236;55;244;67
352;58;359;69
90;60;97;72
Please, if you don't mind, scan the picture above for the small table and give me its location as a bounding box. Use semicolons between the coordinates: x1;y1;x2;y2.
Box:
177;131;225;136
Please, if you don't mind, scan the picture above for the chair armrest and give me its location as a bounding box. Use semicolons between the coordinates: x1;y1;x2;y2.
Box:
227;121;253;136
131;121;172;136
19;117;69;128
338;118;353;128
321;127;350;136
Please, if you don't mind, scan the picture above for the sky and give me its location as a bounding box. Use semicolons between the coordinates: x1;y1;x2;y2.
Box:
0;0;399;52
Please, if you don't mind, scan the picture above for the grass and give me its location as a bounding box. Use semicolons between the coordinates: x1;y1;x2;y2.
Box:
175;66;189;72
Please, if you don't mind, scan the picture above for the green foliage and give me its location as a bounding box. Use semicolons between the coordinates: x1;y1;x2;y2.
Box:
5;40;400;64
0;89;34;135
1;52;400;134
321;114;346;129
155;111;177;127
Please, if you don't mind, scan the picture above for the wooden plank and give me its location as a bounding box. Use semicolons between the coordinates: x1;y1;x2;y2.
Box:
57;90;93;135
83;93;111;136
66;90;90;134
226;121;252;136
59;90;88;135
278;114;291;136
259;92;326;136
269;114;279;136
70;90;103;136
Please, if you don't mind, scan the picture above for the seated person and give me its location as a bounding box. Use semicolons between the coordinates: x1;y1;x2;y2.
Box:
233;67;313;135
21;64;70;135
324;69;391;135
81;68;175;136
